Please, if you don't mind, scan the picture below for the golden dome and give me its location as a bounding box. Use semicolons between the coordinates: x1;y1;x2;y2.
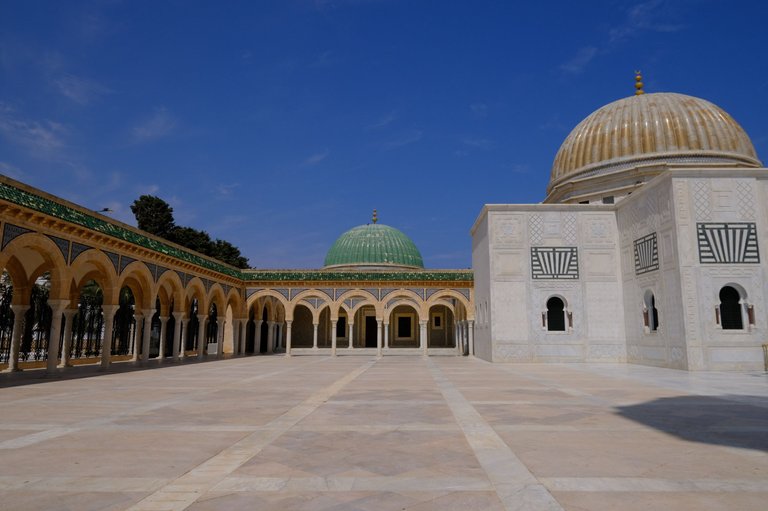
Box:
547;93;761;197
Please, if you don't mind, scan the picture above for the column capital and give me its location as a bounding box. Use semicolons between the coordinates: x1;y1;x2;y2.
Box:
102;304;120;315
197;313;208;322
46;299;70;311
10;303;28;314
63;308;78;319
142;308;156;318
172;311;185;320
159;316;170;323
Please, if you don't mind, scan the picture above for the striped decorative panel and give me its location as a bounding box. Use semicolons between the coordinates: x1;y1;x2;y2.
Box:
531;247;579;279
634;232;659;275
697;223;759;264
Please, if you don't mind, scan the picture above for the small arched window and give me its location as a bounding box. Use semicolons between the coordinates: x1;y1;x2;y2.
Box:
643;291;660;332
719;286;743;330
546;297;566;332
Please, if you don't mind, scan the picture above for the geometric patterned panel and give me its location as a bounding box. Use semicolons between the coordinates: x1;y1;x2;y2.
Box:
530;247;579;279
697;222;759;264
104;250;120;274
69;242;92;263
119;255;136;274
46;234;70;261
1;223;33;250
634;232;659;275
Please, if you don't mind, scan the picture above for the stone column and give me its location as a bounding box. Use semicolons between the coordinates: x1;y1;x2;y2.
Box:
376;319;383;357
384;323;389;350
6;305;28;372
45;300;68;373
331;320;337;356
454;321;460;355
230;319;240;355
59;309;78;368
197;314;207;359
172;312;184;359
285;320;293;356
217;319;226;358
267;321;275;353
100;305;119;370
239;319;248;354
140;309;154;362
348;323;354;349
468;320;475;357
178;317;189;359
158;316;169;360
254;319;263;354
420;320;428;356
312;323;319;349
131;313;143;362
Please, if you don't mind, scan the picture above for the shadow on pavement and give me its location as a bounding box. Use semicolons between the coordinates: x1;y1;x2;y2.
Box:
617;395;768;452
0;354;261;388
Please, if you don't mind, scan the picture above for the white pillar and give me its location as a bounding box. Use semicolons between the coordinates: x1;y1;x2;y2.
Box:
331;320;337;356
384;323;389;350
420;320;428;356
6;304;27;372
59;309;77;368
285;320;292;356
131;313;143;362
267;321;275;353
140;309;154;361
197;314;207;359
172;312;184;359
254;319;262;354
217;319;226;358
45;300;68;373
453;321;459;355
376;319;383;357
312;323;319;349
158;316;169;360
468;320;475;357
100;305;119;370
178;318;189;359
348;323;354;349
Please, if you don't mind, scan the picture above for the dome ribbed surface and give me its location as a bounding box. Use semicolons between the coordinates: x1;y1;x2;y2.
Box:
548;93;761;193
324;224;424;269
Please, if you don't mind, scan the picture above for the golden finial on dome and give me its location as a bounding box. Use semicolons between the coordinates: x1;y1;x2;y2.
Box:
372;209;378;224
634;71;644;95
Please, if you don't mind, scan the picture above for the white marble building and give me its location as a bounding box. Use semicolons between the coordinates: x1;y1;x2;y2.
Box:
471;83;767;371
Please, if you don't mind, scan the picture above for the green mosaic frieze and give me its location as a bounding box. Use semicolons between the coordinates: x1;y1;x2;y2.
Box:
243;270;473;283
0;181;242;279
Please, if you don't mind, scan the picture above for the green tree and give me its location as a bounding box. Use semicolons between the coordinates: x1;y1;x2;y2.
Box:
131;195;250;269
130;195;176;238
211;239;249;269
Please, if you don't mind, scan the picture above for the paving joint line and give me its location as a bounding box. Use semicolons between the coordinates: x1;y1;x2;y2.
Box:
125;358;378;511
426;358;564;511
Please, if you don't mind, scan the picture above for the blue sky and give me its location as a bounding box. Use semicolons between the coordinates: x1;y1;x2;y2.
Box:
1;0;767;269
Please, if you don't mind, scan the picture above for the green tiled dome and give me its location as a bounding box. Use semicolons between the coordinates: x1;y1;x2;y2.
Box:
324;223;424;269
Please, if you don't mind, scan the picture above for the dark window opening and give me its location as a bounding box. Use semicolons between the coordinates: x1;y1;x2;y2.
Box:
546;297;566;332
602;196;615;204
336;316;346;337
650;294;659;331
719;286;743;330
398;316;412;338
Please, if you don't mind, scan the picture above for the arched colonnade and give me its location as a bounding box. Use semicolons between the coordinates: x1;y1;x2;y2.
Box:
0;231;246;371
244;287;475;357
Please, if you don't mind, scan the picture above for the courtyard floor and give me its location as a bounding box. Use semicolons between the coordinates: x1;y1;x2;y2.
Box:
1;355;767;511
